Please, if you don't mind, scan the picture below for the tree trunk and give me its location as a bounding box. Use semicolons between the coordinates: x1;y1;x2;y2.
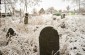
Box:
24;0;28;24
0;11;1;26
25;0;27;12
0;18;1;27
20;9;21;17
4;0;6;17
12;7;15;15
79;0;80;14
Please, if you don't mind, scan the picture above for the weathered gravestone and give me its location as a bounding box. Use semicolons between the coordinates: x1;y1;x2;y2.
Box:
61;14;65;19
24;13;28;24
6;28;16;45
6;28;16;38
39;26;60;55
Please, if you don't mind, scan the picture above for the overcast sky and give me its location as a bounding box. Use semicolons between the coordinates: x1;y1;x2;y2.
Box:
1;0;76;13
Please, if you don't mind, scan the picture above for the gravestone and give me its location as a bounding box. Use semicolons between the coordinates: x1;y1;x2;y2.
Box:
39;26;60;55
61;14;65;19
6;28;16;38
6;28;16;45
24;13;28;24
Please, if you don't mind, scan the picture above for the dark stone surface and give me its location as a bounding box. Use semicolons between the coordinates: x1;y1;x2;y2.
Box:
39;26;60;55
0;50;2;55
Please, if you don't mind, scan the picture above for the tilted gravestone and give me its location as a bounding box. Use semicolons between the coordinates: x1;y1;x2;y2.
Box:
39;26;60;55
6;28;16;45
6;28;16;38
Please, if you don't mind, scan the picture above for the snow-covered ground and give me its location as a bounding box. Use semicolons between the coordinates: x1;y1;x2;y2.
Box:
0;14;85;55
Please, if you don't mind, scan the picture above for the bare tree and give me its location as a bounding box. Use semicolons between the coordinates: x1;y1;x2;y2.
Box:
63;0;85;14
66;5;70;13
1;0;41;25
46;7;57;14
19;0;41;24
1;0;17;16
2;0;41;15
20;0;41;12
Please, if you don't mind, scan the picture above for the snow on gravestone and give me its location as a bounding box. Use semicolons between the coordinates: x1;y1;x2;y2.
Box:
39;26;60;55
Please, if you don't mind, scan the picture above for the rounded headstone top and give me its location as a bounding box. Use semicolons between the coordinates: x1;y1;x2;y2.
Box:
40;26;59;38
25;13;29;16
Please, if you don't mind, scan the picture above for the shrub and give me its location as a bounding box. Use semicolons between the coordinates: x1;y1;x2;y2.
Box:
53;12;61;16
